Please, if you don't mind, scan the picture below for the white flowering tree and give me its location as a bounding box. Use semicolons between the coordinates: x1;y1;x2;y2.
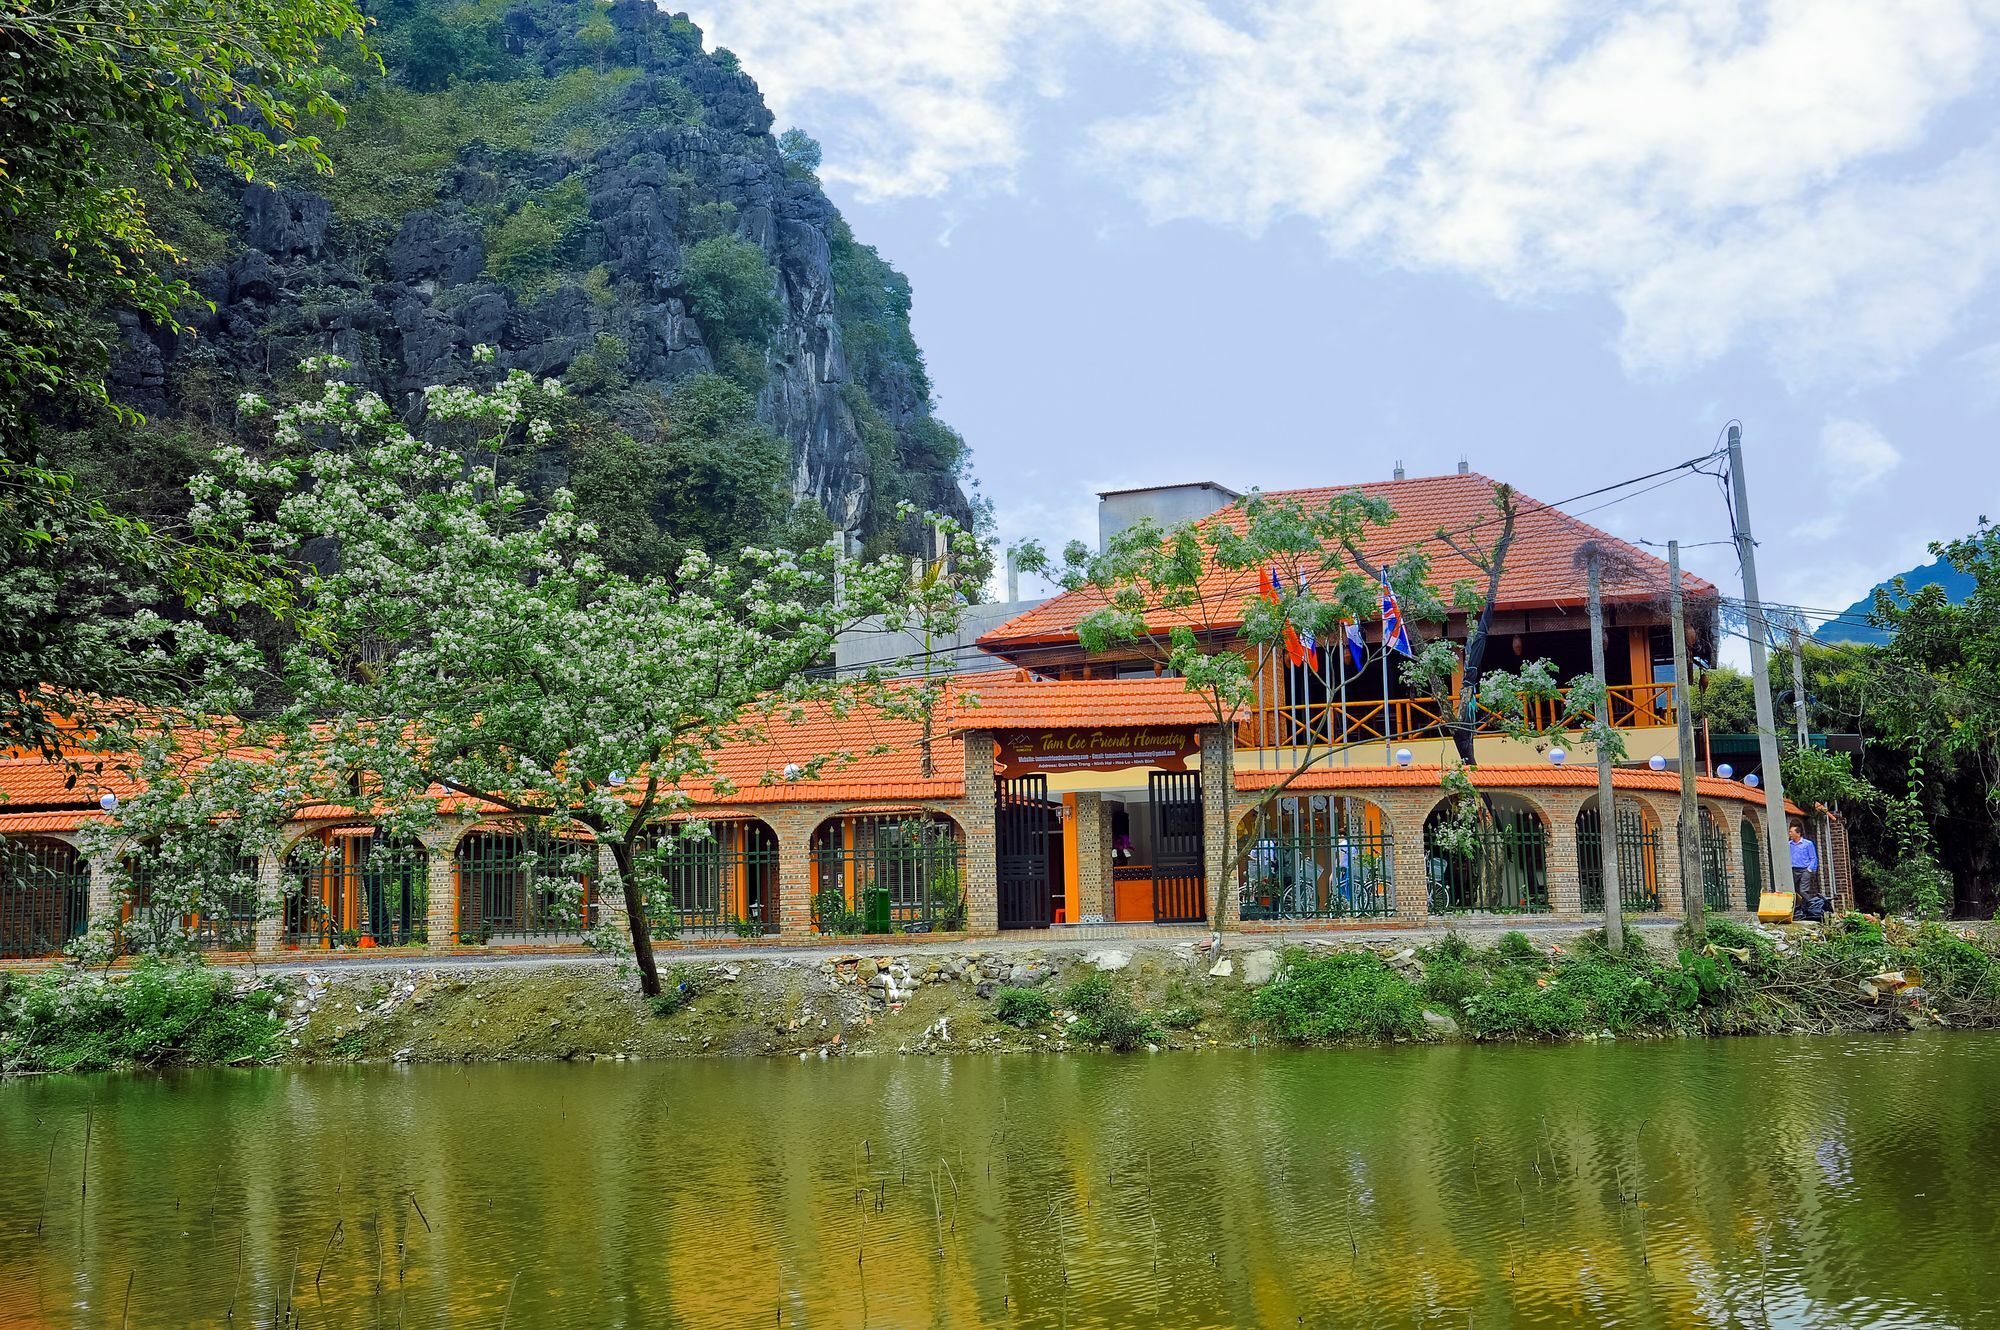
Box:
98;352;977;994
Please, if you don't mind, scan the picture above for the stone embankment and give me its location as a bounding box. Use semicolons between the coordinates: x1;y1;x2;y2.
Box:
280;937;1304;1064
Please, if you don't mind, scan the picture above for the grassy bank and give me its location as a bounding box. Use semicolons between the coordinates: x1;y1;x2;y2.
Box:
5;918;1998;1075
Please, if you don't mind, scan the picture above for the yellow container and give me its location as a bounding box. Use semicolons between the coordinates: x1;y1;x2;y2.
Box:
1757;892;1796;923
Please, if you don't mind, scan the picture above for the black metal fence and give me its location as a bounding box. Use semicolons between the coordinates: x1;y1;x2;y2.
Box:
1577;804;1662;913
1698;809;1733;911
1240;831;1395;919
455;828;597;943
0;836;91;959
283;831;429;948
1426;808;1550;913
1740;816;1767;911
125;854;260;951
812;815;967;934
649;821;780;938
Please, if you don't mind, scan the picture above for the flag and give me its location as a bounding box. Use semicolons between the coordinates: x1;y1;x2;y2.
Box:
1290;573;1318;670
1342;619;1366;671
1261;566;1283;605
1381;569;1413;656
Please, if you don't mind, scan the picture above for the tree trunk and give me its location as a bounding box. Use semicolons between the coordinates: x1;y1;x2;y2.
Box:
611;837;662;997
1453;600;1499;766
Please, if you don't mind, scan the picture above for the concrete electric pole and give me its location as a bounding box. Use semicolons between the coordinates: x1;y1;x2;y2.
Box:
1669;541;1705;930
1726;424;1795;901
1586;549;1624;948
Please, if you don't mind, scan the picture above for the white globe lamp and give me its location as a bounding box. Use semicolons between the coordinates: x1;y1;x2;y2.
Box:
1394;748;1413;768
1717;763;1734;780
1548;747;1566;766
1745;772;1761;788
1648;754;1667;772
98;792;118;812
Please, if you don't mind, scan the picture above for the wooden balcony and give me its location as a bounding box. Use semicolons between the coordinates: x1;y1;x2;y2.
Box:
1234;682;1676;750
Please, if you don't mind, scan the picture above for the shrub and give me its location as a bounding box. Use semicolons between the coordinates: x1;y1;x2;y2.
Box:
1459;969;1588;1039
1419;948;1487;1009
682;234;784;347
991;986;1052;1029
1491;931;1543;969
1062;973;1159;1052
1250;951;1427;1043
0;960;283;1073
648;963;706;1017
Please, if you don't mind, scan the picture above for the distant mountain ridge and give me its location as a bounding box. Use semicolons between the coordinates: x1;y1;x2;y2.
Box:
1815;554;1975;645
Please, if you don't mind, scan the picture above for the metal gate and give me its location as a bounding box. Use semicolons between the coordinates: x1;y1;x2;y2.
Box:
997;775;1056;930
1149;770;1207;924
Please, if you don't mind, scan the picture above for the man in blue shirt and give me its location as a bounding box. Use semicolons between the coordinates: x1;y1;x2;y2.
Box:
1788;823;1820;895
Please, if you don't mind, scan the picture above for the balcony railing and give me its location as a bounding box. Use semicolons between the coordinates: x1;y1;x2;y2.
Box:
1236;682;1675;749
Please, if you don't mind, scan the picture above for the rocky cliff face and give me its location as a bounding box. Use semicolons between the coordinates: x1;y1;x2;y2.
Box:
107;1;971;547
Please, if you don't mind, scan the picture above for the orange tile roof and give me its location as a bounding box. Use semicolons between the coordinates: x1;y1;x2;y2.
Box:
1235;763;1801;813
0;810;98;836
686;698;965;806
981;472;1716;651
946;672;1232;732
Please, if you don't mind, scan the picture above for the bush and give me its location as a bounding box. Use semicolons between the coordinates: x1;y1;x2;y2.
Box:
1062;973;1159;1052
0;960;283;1073
648;963;706;1017
682;234;784;347
1250;951;1427;1043
991;986;1052;1029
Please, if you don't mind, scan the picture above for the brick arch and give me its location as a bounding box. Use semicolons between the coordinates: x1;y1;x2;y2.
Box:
279;825;430;950
0;834;92;959
1238;792;1398;920
1423;789;1552;915
452;820;601;944
1574;796;1662;914
808;809;966;934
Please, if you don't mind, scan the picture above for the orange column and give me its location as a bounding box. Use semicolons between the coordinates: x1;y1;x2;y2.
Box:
1626;627;1653;722
1060;794;1080;925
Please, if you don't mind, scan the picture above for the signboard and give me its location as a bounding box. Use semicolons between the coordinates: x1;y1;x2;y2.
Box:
995;727;1198;778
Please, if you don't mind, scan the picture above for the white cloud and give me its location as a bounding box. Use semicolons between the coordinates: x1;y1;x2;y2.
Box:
678;2;1069;200
682;0;2000;382
1818;419;1902;495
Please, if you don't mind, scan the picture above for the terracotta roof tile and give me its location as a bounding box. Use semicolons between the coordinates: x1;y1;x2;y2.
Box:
981;472;1715;650
946;673;1229;732
687;699;965;807
0;811;98;836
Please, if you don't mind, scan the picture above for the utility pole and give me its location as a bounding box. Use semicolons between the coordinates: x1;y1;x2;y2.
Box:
1669;541;1705;931
1789;626;1810;748
1587;549;1624;948
1727;424;1795;900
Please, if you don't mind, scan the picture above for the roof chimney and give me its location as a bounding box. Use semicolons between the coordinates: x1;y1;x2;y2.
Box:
1457;456;1469;475
1392;460;1405;481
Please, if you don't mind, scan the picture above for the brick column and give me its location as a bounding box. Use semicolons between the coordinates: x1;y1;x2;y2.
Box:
422;822;464;951
1200;726;1234;928
1382;789;1435;919
594;839;630;940
254;842;286;955
1073;792;1107;922
767;808;818;938
1540;791;1585;917
962;732;998;935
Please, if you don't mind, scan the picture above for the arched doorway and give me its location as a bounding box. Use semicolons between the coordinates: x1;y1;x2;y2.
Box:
1740;814;1765;911
1576;800;1661;913
1698;807;1733;911
1425;793;1549;914
811;813;966;935
283;828;428;949
454;824;598;944
650;818;781;938
0;836;90;959
123;846;259;952
1239;794;1395;919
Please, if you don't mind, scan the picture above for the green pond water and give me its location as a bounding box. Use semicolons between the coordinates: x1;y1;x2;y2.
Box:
1;1034;1996;1328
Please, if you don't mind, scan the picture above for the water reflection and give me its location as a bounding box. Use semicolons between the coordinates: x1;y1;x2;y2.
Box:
2;1034;1996;1328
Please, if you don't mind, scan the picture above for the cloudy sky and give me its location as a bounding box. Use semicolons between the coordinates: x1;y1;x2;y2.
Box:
685;0;2000;622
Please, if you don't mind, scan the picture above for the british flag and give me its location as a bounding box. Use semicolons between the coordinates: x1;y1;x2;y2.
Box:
1380;569;1413;657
